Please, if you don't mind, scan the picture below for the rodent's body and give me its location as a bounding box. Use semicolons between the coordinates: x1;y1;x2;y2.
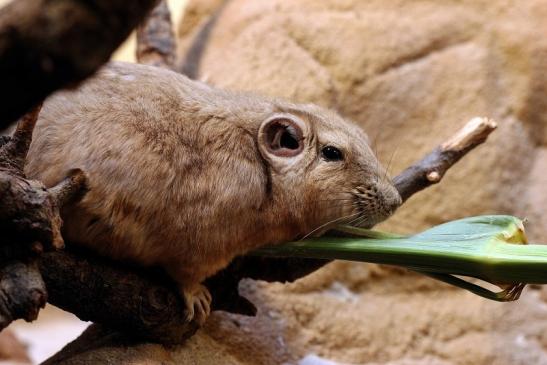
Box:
25;62;400;323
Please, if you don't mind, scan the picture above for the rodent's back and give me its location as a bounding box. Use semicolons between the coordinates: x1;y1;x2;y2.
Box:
26;62;272;266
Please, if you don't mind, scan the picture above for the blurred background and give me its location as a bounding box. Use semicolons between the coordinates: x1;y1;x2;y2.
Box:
4;0;547;364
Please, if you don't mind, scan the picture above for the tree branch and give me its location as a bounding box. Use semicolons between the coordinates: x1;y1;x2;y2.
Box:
393;117;497;202
0;0;160;129
39;250;197;345
0;107;87;329
136;0;176;70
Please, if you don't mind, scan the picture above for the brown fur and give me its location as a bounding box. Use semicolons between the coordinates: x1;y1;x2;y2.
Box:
25;62;401;323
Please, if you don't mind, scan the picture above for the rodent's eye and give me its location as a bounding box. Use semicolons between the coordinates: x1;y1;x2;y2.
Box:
321;146;343;162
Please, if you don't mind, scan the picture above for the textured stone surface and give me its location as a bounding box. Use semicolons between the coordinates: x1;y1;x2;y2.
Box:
176;1;547;364
177;0;547;236
49;0;547;364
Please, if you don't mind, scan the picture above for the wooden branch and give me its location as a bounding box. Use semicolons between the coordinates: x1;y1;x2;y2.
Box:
0;0;160;129
393;117;497;202
40;250;197;345
0;108;87;329
0;107;88;252
37;249;323;345
0;105;41;173
136;0;176;69
0;0;158;328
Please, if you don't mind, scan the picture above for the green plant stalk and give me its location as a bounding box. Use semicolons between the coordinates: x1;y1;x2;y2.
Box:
253;215;547;301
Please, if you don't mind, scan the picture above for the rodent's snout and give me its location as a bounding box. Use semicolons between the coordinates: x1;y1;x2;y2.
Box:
373;182;401;221
352;181;401;228
383;183;402;215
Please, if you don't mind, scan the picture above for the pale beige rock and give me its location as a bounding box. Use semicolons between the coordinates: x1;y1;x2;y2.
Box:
49;0;547;364
177;0;547;364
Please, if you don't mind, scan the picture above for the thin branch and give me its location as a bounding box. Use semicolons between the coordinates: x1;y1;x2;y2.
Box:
136;0;177;70
0;104;42;173
0;0;160;128
49;169;88;208
393;117;497;202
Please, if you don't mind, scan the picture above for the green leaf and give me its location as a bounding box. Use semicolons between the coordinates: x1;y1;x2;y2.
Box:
253;215;547;301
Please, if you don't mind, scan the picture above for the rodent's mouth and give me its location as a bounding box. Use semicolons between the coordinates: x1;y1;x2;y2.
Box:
302;184;401;238
348;184;401;228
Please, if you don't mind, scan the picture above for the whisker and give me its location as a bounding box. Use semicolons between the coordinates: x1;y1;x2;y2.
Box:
300;212;360;240
349;212;376;228
346;213;366;227
315;194;353;200
383;147;398;182
372;129;382;184
315;205;355;213
316;198;355;203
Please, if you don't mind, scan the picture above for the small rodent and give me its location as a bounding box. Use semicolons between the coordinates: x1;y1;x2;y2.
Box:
25;62;401;324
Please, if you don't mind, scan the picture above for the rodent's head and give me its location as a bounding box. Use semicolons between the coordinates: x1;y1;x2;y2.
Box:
257;104;401;236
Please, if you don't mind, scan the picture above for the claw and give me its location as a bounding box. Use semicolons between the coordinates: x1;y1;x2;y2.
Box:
181;284;212;325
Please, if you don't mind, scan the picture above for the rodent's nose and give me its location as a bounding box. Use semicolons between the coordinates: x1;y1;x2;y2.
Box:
389;191;402;213
381;184;402;215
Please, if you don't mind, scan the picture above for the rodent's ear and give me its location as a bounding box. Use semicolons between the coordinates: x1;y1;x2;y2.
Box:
258;115;305;159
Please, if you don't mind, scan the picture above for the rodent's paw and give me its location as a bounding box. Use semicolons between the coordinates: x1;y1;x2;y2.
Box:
182;284;212;326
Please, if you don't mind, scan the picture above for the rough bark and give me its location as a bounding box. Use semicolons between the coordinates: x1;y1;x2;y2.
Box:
0;0;160;129
0;107;87;329
0;260;46;330
38;251;324;344
136;0;176;69
40;250;197;345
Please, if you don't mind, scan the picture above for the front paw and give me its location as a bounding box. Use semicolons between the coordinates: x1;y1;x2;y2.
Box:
181;284;212;326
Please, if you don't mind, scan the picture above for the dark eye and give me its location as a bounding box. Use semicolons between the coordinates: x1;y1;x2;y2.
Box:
321;146;343;161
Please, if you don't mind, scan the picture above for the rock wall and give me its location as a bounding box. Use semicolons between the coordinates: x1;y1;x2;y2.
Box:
173;1;547;364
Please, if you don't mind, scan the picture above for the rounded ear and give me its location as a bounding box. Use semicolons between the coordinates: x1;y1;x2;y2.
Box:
258;114;306;159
